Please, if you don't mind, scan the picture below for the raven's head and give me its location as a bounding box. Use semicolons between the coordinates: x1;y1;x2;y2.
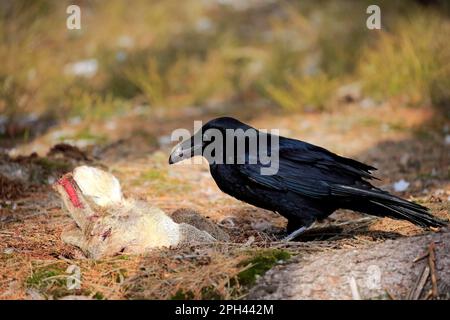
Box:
168;117;250;164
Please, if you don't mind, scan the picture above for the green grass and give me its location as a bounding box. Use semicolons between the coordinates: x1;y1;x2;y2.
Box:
135;167;192;194
1;0;449;118
264;74;338;111
26;263;107;299
35;158;71;172
359;11;450;106
29;157;73;184
26;264;78;299
58;130;108;145
140;169;167;181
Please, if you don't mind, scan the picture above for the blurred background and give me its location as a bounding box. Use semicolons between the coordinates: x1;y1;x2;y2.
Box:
1;0;449;149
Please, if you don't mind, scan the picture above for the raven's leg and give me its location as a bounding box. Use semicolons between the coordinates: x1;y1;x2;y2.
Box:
283;226;308;241
283;218;315;241
284;217;378;241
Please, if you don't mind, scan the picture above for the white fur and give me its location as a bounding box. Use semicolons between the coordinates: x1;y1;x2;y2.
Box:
59;166;215;258
73;166;123;207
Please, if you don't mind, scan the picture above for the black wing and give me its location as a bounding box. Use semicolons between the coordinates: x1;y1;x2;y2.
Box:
278;137;377;180
236;137;377;199
234;135;446;228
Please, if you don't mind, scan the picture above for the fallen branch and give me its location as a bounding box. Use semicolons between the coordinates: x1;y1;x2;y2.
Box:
407;265;429;300
428;242;439;298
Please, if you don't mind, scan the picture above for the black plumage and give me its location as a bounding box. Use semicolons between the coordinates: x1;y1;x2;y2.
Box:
169;117;446;235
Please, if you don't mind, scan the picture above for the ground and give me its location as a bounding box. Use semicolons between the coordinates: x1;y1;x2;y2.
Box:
0;102;448;300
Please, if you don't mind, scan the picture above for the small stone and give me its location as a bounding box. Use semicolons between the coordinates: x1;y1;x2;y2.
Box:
400;154;410;167
393;179;409;192
360;98;376;109
64;59;98;78
337;83;362;103
4;248;14;255
445;135;450;145
158;135;172;147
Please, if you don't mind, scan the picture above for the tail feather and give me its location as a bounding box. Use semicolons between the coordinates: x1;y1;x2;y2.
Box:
331;184;447;228
369;200;445;228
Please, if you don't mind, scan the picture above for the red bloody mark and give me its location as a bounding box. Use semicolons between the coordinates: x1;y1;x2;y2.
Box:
58;176;83;209
101;227;112;241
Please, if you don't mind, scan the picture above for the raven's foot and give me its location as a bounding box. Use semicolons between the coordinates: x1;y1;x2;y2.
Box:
283;217;378;241
283;226;309;241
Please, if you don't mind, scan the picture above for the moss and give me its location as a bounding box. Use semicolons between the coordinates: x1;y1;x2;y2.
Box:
26;265;69;298
201;286;223;300
35;158;71;173
171;289;195;300
416;172;434;180
26;264;90;299
236;249;291;287
93;292;105;300
114;268;128;283
29;157;72;184
26;265;66;287
413;128;434;140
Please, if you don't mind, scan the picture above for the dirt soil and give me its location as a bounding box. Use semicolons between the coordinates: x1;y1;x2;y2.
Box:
0;102;448;300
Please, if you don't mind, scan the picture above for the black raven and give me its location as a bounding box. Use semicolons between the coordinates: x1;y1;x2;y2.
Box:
169;117;446;239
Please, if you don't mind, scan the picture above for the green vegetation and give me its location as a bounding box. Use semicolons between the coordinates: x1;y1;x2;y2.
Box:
26;265;66;287
59;130;108;145
1;0;449;120
237;249;291;286
171;289;195;300
359;11;450;106
26;263;105;299
93;292;105;300
140;168;167;181
135;166;192;195
26;264;79;299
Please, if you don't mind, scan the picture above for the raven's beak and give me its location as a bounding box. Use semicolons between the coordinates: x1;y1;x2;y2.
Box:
168;134;203;164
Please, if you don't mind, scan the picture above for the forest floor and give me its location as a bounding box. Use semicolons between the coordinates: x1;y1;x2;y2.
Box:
0;102;448;299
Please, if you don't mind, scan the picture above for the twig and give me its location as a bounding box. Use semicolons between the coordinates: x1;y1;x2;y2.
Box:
243;236;255;247
423;289;433;300
385;289;396;300
349;276;361;300
407;266;430;300
413;251;429;263
428;242;439;298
